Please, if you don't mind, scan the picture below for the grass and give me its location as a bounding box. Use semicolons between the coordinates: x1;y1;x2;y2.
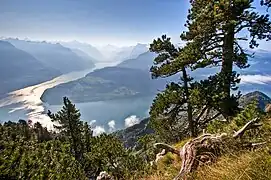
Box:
141;116;271;180
192;148;271;180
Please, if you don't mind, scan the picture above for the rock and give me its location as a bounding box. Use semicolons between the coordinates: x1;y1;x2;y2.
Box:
96;171;113;180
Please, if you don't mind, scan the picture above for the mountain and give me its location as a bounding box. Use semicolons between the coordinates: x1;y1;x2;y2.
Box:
239;91;271;110
70;48;97;64
5;39;95;73
129;43;149;59
60;41;104;62
0;41;60;98
41;66;166;105
117;51;156;70
97;43;149;62
97;44;123;61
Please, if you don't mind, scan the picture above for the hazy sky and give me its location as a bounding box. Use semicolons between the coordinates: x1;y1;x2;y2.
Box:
0;0;270;47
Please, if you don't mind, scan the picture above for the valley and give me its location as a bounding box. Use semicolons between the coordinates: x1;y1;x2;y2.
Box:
0;38;271;135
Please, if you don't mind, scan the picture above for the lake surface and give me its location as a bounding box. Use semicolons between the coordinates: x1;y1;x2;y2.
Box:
0;61;153;133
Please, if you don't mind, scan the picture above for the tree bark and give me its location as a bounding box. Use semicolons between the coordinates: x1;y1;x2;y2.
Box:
221;22;235;117
182;67;196;137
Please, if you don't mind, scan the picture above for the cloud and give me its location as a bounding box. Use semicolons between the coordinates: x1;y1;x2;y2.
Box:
89;120;97;125
124;115;140;128
240;74;271;85
108;120;116;132
93;126;106;136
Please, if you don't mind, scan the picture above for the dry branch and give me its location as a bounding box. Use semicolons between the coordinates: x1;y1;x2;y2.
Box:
233;118;261;138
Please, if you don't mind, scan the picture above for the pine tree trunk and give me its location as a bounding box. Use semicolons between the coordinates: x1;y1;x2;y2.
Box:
182;68;196;137
221;23;235;117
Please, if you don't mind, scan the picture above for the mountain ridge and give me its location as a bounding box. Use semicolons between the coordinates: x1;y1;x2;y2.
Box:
41;66;165;105
5;38;95;73
0;40;60;98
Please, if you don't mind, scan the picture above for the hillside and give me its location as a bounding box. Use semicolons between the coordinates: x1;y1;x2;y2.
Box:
6;38;95;73
113;43;149;62
114;118;154;148
70;48;98;64
41;66;166;104
97;43;149;62
0;41;60;98
115;91;271;149
117;51;156;70
239;91;271;110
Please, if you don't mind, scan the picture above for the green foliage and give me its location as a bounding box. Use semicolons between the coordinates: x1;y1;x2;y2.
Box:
149;82;190;142
137;134;159;162
0;98;150;180
84;133;150;179
180;0;271;117
207;101;262;135
233;101;261;127
149;0;271;143
0;121;86;180
48;97;85;161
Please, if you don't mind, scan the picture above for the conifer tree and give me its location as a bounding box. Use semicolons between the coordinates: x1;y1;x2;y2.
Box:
181;0;271;117
149;35;220;138
149;35;195;137
47;97;84;161
82;122;93;152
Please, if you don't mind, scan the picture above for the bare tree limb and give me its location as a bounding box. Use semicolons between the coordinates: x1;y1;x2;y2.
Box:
233;118;262;138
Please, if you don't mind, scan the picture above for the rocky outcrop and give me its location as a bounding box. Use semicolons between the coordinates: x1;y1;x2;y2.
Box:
114;118;154;148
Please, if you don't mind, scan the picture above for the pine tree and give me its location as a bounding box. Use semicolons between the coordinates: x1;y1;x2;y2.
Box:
181;0;271;117
82;122;93;152
47;97;84;161
149;35;196;137
33;122;52;142
149;35;221;139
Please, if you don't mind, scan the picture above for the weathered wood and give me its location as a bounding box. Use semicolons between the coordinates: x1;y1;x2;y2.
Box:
233;118;261;138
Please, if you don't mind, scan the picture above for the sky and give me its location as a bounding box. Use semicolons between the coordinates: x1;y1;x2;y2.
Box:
0;0;270;47
0;0;189;46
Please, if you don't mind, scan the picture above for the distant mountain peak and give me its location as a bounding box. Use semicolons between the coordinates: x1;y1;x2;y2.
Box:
239;91;271;110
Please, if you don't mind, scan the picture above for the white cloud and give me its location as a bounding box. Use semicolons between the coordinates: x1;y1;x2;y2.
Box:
240;74;271;85
93;126;106;136
124;115;140;128
89;120;97;125
108;120;116;132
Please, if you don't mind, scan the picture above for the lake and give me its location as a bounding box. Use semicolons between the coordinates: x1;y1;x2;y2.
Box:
0;61;154;134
